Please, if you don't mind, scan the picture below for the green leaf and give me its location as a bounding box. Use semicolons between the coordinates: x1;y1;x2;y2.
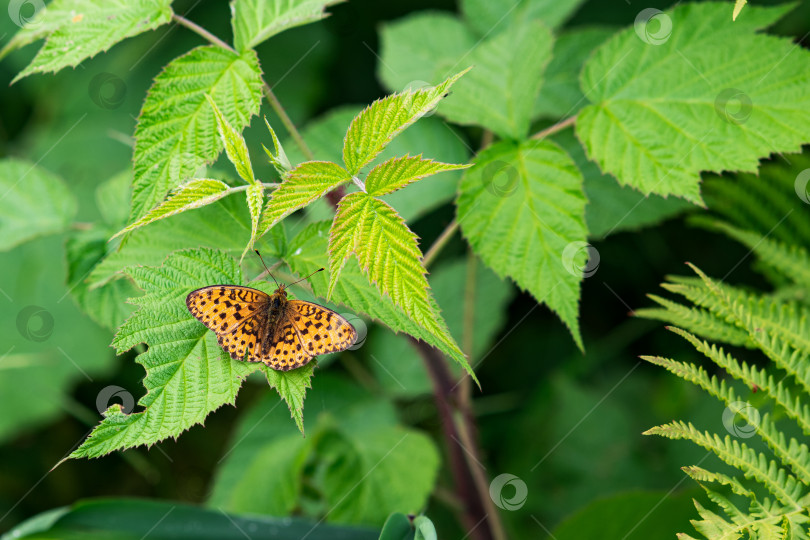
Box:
0;235;113;443
552;491;701;540
287;222;473;379
577;3;808;203
365;155;468;197
438;20;553;139
412;517;437;540
86;196;281;291
328;193;427;307
244;183;265;258
112;179;232;239
457;140;587;349
209;376;440;526
67;172;135;331
205;94;256;185
377;12;476;94
69;248;314;460
328;195;470;376
323;427;438;524
552;129;693;239
10;0;173;82
461;0;584;35
257;160;350;236
533;27;614;119
369;257;514;398
343;70;469;175
263;117;292;176
365;328;432;398
3;498;379;540
66;227;137;331
0;1;77;60
95;170;132;228
283;106;469;222
378;513;412;540
208;395;312;516
130;45;262;220
0;159;76;251
733;0;747;20
231;0;341;52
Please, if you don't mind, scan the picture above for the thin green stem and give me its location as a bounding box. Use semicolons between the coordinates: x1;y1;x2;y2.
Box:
530;114;577;140
462;248;477;361
423;220;459;269
229;183;279;192
171;14;314;162
172;14;234;52
263;83;315;161
480;129;494;150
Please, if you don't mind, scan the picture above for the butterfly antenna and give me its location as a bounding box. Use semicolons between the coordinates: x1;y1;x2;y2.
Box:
288;267;325;288
254;250;280;289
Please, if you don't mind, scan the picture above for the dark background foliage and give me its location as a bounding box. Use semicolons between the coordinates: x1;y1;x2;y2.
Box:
1;0;809;538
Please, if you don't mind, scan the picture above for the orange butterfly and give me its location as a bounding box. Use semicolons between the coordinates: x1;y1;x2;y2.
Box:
186;256;357;371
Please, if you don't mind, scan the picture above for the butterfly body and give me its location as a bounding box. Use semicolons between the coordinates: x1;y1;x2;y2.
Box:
186;283;357;371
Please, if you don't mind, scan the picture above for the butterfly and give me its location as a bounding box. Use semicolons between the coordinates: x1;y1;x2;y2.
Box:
185;258;357;371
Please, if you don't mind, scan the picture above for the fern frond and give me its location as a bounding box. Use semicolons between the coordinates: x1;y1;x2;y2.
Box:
755;414;810;486
644;163;810;537
753;332;810;398
703;223;810;290
690;499;747;540
683;467;753;506
645;421;807;509
642;353;810;485
702;155;810;247
667;328;810;436
636;293;750;346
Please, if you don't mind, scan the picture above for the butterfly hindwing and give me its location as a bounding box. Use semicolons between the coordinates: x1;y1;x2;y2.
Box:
260;316;311;371
217;310;267;362
288;300;358;356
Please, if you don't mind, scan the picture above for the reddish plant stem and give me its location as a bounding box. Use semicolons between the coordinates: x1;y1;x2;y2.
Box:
324;186;346;209
411;338;494;540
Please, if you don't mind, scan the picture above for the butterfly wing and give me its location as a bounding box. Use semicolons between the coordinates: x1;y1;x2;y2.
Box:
186;285;269;361
259;315;311;371
258;300;357;371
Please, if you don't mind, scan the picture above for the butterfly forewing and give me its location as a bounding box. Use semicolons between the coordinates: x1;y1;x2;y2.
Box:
186;284;358;371
186;286;269;334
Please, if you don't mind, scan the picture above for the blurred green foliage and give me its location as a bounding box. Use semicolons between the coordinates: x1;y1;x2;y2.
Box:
1;0;809;539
